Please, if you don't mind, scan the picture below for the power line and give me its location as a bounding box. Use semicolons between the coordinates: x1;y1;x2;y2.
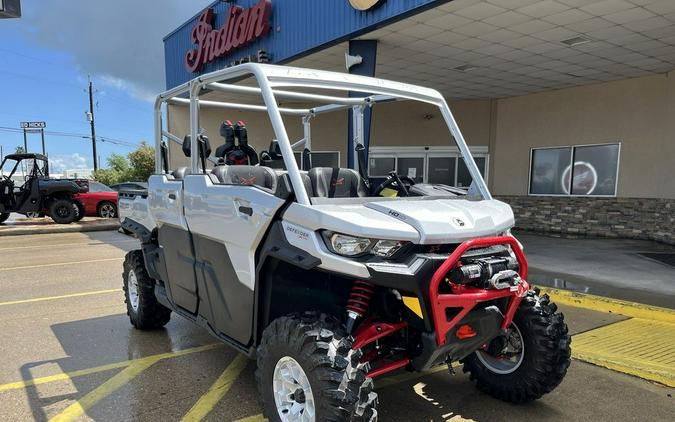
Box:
0;126;139;148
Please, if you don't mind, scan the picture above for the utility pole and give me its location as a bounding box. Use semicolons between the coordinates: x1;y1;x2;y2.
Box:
87;77;98;171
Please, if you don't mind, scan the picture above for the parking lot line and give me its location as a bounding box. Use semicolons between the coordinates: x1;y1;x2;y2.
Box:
0;343;222;393
0;289;119;307
180;354;249;422
49;358;158;422
539;287;675;323
0;257;124;272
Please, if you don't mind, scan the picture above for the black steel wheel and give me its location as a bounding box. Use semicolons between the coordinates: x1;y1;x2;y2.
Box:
122;250;171;330
97;201;117;218
256;313;378;422
461;290;571;403
49;198;77;224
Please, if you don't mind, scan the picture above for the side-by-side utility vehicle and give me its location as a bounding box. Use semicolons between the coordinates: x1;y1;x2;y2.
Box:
119;64;571;421
0;153;87;224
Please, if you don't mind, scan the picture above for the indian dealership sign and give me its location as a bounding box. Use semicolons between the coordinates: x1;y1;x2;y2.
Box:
185;0;272;73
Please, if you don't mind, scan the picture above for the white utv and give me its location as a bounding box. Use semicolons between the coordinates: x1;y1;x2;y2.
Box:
120;63;571;421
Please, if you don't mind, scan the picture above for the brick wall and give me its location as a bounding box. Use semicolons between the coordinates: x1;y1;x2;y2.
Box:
498;196;675;245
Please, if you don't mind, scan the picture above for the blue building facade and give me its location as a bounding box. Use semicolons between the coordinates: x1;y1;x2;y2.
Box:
163;0;451;90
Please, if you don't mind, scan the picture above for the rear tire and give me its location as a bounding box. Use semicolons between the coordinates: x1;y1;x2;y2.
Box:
74;201;85;221
461;290;571;403
256;313;378;421
49;199;77;224
0;212;9;224
122;250;171;330
97;201;117;218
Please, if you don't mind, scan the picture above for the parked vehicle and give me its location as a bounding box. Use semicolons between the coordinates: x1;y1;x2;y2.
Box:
74;181;119;218
0;153;87;224
110;182;147;192
120;64;571;421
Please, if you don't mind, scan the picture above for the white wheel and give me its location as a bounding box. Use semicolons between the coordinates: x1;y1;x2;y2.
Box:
273;356;316;422
127;269;140;312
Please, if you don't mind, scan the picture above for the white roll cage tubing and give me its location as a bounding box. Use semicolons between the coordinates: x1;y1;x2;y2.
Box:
153;63;491;205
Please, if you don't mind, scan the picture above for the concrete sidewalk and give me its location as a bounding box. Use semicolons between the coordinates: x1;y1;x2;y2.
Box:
0;215;119;236
518;231;675;309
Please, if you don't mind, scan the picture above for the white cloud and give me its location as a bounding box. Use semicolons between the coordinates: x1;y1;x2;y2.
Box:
48;153;91;173
20;0;212;101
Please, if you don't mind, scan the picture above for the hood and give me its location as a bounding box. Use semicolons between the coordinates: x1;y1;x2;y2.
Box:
365;199;514;244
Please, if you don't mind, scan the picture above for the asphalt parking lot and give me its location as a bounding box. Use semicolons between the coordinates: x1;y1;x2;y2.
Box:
0;231;673;421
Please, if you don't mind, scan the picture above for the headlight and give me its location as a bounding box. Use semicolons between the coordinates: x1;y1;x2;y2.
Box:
323;232;409;259
328;233;372;256
371;239;407;258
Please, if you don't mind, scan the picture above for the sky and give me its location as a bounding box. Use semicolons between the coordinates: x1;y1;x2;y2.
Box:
0;0;211;173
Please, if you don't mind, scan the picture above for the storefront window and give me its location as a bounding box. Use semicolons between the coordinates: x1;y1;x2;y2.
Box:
310;151;340;168
368;151;487;187
457;156;486;188
369;157;395;177
529;144;619;196
398;157;424;183
428;157;456;185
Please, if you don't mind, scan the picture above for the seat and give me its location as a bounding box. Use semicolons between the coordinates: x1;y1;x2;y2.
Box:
171;167;189;180
308;167;367;198
211;165;277;193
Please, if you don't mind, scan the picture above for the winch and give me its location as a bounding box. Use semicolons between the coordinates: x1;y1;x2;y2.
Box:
449;255;521;290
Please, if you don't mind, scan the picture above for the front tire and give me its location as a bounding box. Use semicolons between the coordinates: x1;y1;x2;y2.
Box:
461;290;571;403
256;313;378;421
122;250;171;330
49;198;77;224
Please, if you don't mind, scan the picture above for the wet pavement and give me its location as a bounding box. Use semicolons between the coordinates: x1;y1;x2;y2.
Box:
519;232;675;309
0;231;673;421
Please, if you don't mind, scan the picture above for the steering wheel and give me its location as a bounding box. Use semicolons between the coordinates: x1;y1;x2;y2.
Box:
372;172;416;197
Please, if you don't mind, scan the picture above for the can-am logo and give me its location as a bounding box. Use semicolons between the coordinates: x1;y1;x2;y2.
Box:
185;0;272;73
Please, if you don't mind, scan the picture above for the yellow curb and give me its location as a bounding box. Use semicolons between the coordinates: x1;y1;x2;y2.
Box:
538;287;675;323
572;318;675;388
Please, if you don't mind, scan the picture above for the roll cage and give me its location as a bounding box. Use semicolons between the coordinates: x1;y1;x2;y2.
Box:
153;63;491;205
0;153;49;180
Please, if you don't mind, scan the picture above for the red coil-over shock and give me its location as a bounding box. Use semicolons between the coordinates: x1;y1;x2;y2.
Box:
345;280;375;333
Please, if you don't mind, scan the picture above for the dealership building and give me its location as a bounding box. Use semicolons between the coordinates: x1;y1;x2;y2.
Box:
163;0;675;244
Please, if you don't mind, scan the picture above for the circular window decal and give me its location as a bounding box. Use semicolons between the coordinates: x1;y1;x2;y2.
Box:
561;161;597;195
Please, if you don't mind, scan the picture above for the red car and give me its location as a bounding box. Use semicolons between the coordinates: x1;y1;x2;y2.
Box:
74;181;119;218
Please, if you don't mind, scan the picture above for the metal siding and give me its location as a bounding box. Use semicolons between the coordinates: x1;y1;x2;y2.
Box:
164;0;452;89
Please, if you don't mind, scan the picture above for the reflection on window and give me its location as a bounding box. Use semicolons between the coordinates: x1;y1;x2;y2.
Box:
529;144;619;196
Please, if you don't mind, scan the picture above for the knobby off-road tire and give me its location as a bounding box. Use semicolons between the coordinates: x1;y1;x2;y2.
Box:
461;289;571;403
122;250;171;330
256;313;378;421
0;212;9;224
74;201;85;221
49;198;77;224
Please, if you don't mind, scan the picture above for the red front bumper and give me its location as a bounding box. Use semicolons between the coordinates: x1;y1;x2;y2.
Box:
429;236;529;346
